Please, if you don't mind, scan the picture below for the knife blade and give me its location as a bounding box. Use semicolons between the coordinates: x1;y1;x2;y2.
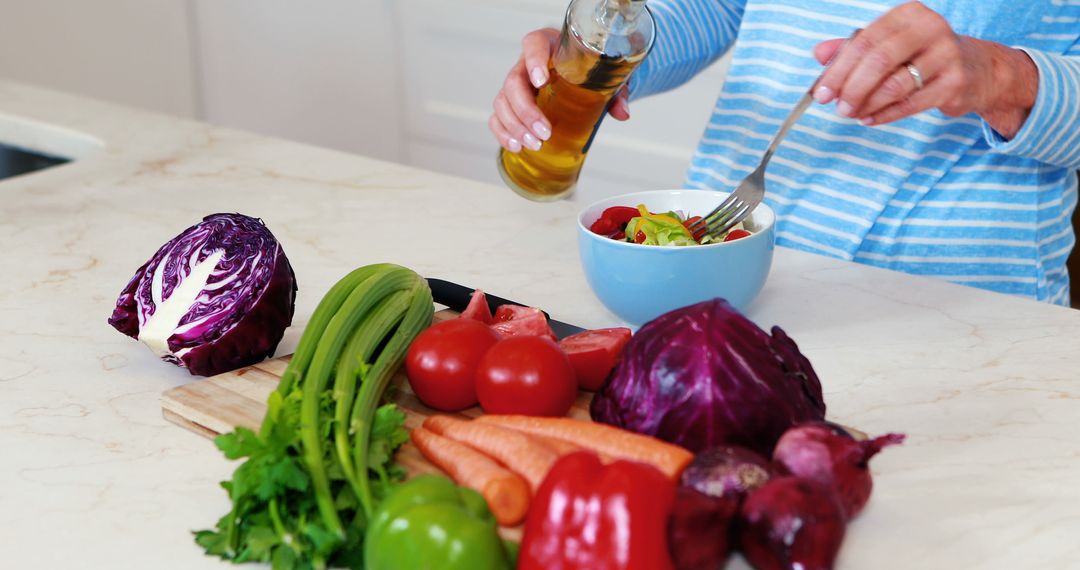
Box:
425;278;586;340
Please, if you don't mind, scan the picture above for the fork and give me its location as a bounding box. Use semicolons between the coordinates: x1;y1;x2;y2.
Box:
687;32;857;242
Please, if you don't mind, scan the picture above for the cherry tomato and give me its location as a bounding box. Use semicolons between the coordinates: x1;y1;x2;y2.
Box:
635;230;647;244
683;216;707;242
405;318;500;411
601;206;639;226
724;229;752;242
475;336;577;417
558;328;633;391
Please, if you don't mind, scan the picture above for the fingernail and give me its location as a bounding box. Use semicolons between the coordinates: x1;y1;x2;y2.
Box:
837;100;855;117
522;132;542;151
532;121;551;141
814;85;835;104
530;68;547;88
507;138;522;153
860;117;876;126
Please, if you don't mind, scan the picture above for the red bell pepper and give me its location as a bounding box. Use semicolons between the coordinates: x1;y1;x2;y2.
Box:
518;451;676;570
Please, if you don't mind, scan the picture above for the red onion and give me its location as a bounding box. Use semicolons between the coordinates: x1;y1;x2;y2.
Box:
738;477;846;570
668;487;740;570
772;422;904;519
680;445;773;500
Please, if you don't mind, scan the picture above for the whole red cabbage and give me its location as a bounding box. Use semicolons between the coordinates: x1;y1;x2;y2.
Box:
590;298;825;456
108;213;296;376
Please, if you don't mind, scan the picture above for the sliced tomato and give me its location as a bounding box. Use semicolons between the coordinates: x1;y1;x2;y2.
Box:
589;217;618;236
601;206;639;226
558;327;633;391
724;229;752;242
460;289;494;324
491;305;556;340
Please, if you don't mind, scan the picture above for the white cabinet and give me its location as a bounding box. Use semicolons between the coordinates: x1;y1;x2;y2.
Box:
395;0;731;204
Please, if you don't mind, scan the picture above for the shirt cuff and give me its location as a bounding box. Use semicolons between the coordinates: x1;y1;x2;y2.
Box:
982;48;1080;169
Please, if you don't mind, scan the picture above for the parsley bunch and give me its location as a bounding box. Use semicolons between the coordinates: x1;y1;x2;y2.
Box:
195;265;433;569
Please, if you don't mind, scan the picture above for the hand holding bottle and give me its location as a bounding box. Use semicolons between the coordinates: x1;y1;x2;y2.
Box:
489;27;631;154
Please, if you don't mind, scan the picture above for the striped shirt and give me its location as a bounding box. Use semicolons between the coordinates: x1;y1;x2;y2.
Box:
630;0;1080;305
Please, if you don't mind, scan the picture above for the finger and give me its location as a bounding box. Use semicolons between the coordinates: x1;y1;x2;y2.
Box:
813;39;845;65
489;114;523;153
854;47;944;119
494;93;542;151
503;62;552;141
609;86;631;121
862;71;958;126
522;28;560;88
834;25;937;117
814;1;921;105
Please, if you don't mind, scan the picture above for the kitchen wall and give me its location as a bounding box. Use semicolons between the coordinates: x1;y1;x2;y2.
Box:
0;0;729;204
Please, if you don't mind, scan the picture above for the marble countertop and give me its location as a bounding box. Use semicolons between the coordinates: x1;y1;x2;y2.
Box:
3;81;1079;569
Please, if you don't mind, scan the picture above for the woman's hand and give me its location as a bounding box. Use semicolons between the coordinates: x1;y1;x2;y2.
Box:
490;28;630;153
812;1;1038;138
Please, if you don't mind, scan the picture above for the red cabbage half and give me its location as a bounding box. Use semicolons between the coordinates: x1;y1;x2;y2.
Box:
108;213;296;376
590;298;825;456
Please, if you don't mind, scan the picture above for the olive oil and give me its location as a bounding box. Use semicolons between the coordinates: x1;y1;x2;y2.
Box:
498;0;655;201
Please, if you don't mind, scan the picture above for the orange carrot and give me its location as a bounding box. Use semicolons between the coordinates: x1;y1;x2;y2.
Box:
473;415;694;480
528;434;586;457
424;415;559;491
410;427;531;526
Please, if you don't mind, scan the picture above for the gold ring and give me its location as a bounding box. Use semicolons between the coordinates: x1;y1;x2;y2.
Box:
906;63;924;90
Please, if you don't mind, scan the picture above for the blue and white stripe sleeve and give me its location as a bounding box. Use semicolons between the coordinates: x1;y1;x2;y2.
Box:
983;48;1080;170
629;0;746;100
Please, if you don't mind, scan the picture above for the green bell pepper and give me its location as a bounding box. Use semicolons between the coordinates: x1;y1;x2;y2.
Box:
364;475;515;570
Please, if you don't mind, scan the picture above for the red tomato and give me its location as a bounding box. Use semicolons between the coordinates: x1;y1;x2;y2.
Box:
460;289;494;324
491;305;556;340
635;230;647;244
724;229;752;242
475;336;577;417
601;206;639;226
683;216;706;242
589;217;618;236
405;319;500;411
558;328;633;391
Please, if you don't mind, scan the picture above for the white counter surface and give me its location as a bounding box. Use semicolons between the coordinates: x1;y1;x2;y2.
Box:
3;81;1079;569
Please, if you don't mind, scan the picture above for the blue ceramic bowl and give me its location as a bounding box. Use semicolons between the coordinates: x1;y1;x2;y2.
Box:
578;189;776;326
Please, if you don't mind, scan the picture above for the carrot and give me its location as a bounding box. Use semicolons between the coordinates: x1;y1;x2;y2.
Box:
473;415;694;480
528;434;586;457
423;415;559;491
410;427;531;526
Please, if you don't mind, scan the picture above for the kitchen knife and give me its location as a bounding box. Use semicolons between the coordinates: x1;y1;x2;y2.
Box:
426;278;586;340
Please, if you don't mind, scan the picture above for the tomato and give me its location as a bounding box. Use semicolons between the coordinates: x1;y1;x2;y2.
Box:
405;318;500;411
460;289;494;324
724;229;752;242
475;336;578;417
635;230;647;244
558;328;633;391
601;206;639;226
491;305;556;340
590;217;618;236
683;216;706;242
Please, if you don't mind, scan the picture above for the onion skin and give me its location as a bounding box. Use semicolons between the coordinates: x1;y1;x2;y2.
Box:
772;423;905;520
668;487;740;570
680;445;773;500
738;477;846;570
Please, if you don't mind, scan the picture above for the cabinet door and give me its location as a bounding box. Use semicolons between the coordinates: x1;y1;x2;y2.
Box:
396;0;730;204
192;0;405;163
0;0;198;118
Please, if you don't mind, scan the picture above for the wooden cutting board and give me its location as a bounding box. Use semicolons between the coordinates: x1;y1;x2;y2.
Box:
160;310;593;536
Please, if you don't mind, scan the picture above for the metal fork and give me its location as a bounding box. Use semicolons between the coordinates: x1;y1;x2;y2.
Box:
688;32;857;242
